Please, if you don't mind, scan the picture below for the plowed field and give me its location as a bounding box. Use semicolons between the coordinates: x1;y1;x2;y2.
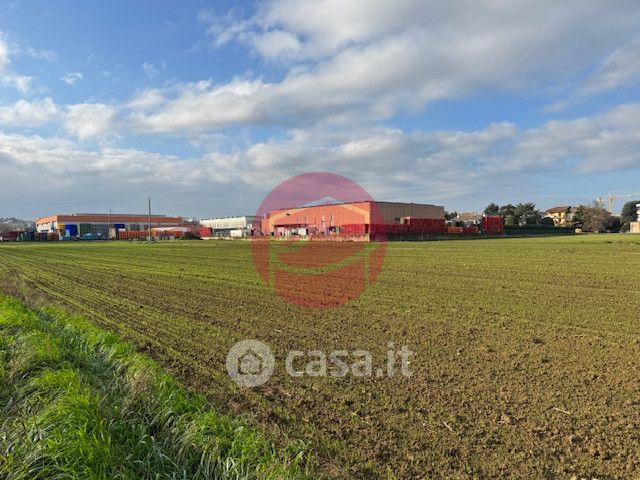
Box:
0;236;639;479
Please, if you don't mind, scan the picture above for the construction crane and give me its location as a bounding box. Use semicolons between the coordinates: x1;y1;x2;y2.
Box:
598;193;640;213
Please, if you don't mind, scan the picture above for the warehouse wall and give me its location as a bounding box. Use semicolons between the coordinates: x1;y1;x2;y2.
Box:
374;202;445;223
262;201;445;235
266;202;371;233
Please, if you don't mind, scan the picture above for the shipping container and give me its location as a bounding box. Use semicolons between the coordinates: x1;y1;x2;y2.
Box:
66;224;78;237
482;215;504;234
198;226;213;237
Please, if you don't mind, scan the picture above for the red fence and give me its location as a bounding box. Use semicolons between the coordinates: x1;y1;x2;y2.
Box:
370;218;447;235
118;225;210;240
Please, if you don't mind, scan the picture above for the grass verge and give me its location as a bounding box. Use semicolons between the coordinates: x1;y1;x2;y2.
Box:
0;294;314;480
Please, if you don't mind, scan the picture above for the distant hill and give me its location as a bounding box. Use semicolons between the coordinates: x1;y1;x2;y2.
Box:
0;218;35;232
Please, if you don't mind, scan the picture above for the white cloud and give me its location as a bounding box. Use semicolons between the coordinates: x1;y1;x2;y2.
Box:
207;0;640;65
142;61;166;78
0;73;33;93
23;47;56;61
200;9;253;47
546;36;640;112
0;132;198;184
581;37;640;94
2;101;639;217
0;98;59;127
0;38;8;67
130;79;269;133
64;103;116;139
195;102;640;193
0;35;34;94
62;72;83;86
139;2;640;134
3;4;640;217
251;30;301;60
9;45;57;62
126;88;165;110
0;131;209;215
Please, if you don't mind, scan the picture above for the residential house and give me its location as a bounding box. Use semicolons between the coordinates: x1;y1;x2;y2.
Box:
544;206;575;227
631;204;640;233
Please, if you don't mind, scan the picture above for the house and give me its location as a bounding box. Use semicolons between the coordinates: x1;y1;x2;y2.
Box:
544;206;575;227
452;212;483;227
631;204;640;234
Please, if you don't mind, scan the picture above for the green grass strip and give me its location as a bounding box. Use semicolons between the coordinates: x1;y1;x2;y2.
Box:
0;295;315;480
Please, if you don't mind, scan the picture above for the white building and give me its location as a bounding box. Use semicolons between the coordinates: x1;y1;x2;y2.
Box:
630;204;640;234
199;216;260;237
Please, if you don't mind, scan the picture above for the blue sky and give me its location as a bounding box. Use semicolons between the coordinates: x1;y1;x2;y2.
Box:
1;1;640;219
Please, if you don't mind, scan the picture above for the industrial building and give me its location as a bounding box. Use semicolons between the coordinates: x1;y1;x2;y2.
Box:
36;213;183;239
199;216;260;237
260;201;445;238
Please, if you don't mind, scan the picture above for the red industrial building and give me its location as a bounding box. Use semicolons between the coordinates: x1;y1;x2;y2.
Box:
260;201;446;239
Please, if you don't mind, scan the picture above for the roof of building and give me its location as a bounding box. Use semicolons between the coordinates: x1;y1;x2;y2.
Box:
36;213;183;226
544;206;573;214
455;212;483;222
269;200;443;214
200;215;260;221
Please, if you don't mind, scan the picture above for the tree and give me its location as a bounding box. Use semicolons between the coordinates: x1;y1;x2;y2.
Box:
485;202;543;226
621;200;640;223
572;206;584;228
484;203;500;216
498;204;516;219
445;211;458;221
514;202;543;225
540;217;555;227
579;201;615;233
606;216;622;233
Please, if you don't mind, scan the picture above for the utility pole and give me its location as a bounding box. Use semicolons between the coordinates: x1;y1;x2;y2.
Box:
148;197;152;242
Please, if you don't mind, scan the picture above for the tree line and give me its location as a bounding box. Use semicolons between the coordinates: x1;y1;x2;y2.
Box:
482;199;639;233
483;203;550;227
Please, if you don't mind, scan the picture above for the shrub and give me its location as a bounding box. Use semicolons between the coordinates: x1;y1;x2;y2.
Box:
181;231;202;240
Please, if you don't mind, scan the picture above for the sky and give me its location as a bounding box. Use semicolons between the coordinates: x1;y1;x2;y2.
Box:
1;0;640;220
